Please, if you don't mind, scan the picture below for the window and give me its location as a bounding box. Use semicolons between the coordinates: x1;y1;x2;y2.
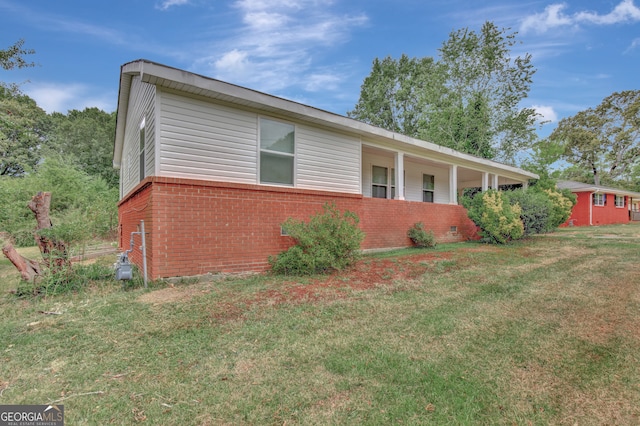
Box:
139;121;146;182
593;193;606;206
372;166;388;198
260;118;295;185
615;195;625;208
423;174;435;203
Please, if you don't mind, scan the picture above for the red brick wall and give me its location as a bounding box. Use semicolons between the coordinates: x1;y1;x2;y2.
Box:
118;177;478;279
563;192;630;226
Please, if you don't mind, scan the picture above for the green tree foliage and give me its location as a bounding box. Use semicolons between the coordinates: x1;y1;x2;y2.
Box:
550;90;640;186
348;54;445;137
0;39;35;71
47;108;118;187
0;86;49;176
0;157;118;246
270;203;365;275
349;22;538;163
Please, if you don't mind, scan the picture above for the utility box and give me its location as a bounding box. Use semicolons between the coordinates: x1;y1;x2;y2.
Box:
115;253;133;280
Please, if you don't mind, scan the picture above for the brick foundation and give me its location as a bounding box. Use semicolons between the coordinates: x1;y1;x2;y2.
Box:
118;177;478;279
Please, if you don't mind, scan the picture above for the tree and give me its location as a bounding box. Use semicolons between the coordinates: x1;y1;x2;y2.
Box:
0;86;49;176
550;90;640;186
47;108;118;187
349;22;539;163
347;55;445;137
0;39;35;71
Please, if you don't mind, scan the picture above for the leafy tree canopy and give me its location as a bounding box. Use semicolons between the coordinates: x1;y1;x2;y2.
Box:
349;22;539;163
0;86;49;176
550;90;640;186
46;108;118;188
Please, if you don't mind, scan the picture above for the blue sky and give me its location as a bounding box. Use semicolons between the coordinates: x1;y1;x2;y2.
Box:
1;0;639;139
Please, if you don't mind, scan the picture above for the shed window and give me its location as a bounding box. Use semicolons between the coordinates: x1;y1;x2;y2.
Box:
260;118;295;185
615;195;625;208
423;174;435;203
593;193;606;206
372;166;388;198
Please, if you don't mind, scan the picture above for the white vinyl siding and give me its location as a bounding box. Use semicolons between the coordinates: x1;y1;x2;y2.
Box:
120;76;156;198
296;125;361;193
157;90;257;183
404;160;449;203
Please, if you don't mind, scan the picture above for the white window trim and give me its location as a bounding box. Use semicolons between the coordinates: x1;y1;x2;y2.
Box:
258;116;296;187
423;174;435;203
615;195;625;208
371;165;389;199
139;117;146;182
593;193;605;206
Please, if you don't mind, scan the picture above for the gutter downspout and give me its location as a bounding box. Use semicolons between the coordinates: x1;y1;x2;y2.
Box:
590;191;594;226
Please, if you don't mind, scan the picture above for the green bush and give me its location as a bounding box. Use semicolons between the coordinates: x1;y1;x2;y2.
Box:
505;189;554;236
463;190;524;244
270;203;365;275
407;222;437;248
543;188;576;228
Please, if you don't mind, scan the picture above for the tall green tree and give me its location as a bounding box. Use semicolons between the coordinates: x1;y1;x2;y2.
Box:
47;108;118;188
347;54;445;137
550;90;640;186
0;86;49;176
349;22;539;163
1;40;44;177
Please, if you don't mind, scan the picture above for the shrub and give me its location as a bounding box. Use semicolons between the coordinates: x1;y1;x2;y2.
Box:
270;203;365;275
407;222;436;248
543;188;576;228
463;190;524;244
505;189;554;236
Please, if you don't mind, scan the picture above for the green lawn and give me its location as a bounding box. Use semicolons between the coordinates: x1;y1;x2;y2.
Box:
1;224;639;425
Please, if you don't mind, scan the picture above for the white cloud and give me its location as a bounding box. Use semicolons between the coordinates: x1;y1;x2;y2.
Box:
575;0;640;24
156;0;189;11
195;0;368;95
24;83;114;114
520;0;640;34
521;4;574;34
625;37;640;52
532;105;558;123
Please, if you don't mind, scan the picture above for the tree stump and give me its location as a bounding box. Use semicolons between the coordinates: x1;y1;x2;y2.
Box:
28;192;70;272
1;191;71;283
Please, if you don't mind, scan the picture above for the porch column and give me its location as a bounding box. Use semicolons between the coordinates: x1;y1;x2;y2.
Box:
482;172;489;192
395;152;405;200
491;174;499;190
522;180;529;190
449;165;458;204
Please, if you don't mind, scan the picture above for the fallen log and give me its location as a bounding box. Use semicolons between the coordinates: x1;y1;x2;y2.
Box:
2;243;42;282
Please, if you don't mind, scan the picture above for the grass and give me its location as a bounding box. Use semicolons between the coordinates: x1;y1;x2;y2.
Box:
1;224;640;424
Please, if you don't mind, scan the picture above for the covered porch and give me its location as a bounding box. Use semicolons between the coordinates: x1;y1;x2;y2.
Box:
361;145;535;205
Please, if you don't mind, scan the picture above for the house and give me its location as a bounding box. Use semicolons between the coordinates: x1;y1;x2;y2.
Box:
557;180;640;226
113;59;538;279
